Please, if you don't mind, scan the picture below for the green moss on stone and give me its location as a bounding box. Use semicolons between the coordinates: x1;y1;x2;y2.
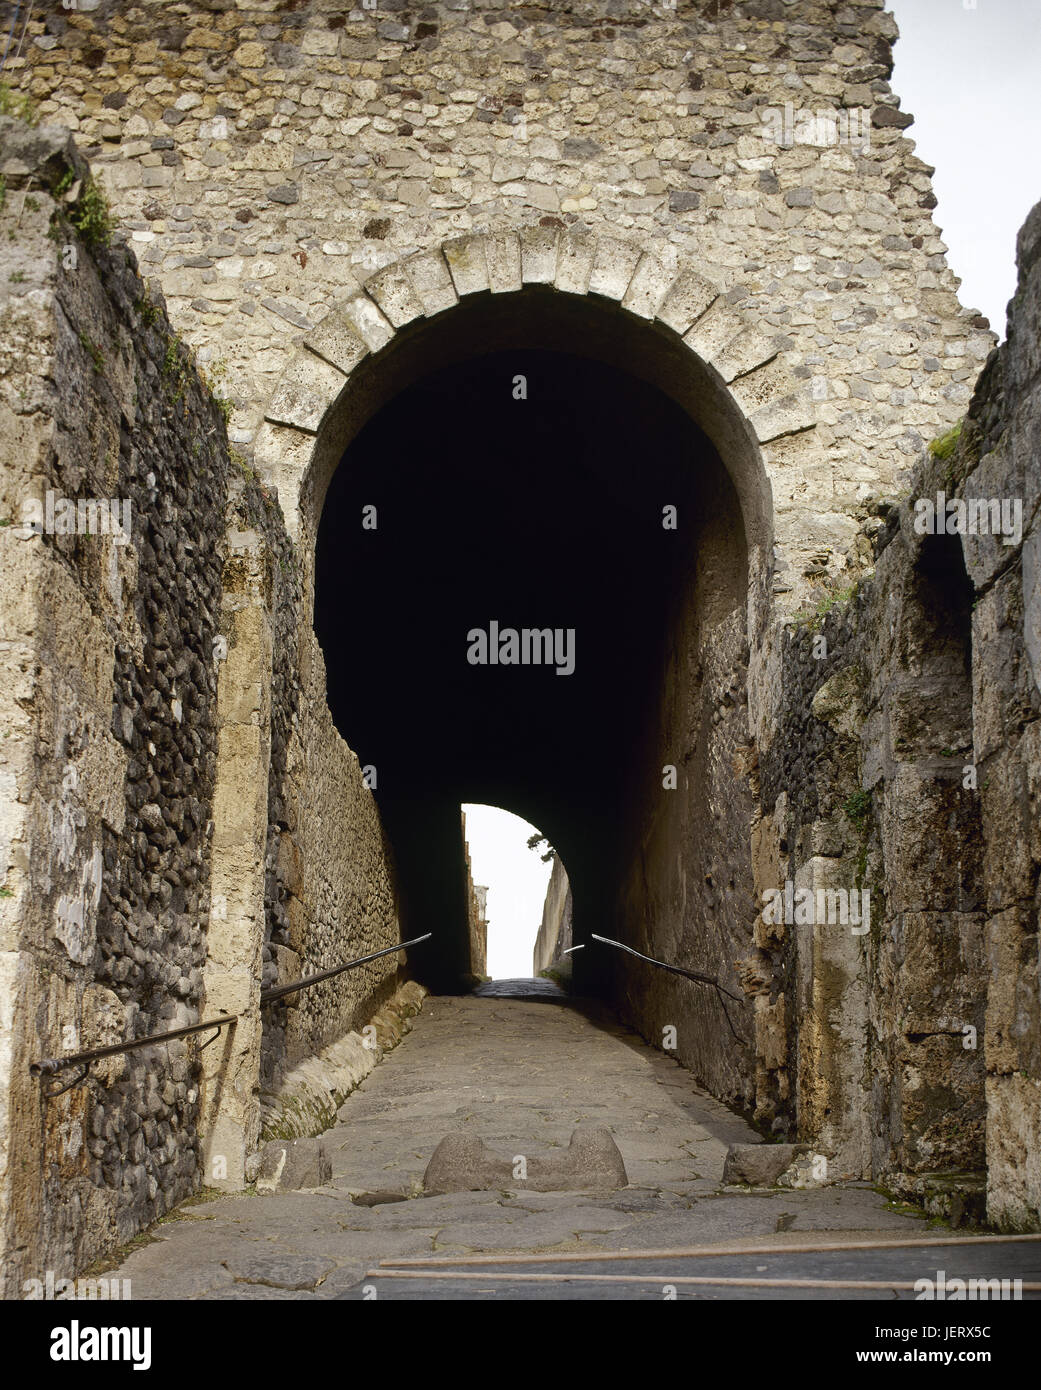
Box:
928;420;963;461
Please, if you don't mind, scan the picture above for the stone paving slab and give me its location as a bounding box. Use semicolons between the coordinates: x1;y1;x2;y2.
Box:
206;1284;318;1300
434;1205;642;1253
101;991;935;1298
312;1263;371;1298
222;1252;335;1291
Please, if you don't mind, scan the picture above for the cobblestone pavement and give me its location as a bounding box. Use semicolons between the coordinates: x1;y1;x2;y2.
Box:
106;988;971;1300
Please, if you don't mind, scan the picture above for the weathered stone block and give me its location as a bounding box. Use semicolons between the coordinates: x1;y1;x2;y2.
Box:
713;328;779;385
722;1142;811;1186
443;235;490;297
748;391;816;442
256;1137;332;1193
683;299;748;367
519;225;558;285
588;237;641;302
986;1074;1041;1231
656;269;719;335
266;352;347;435
333;294;394;354
362;265;424;329
405;249;457;317
621;253;673;320
554;229;594;296
305;310;371;378
222;1250;335;1289
484;231;522;294
423;1127;628;1193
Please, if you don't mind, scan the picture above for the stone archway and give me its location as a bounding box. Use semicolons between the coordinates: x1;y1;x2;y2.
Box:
195;223;821;1187
250;224;819;624
240;229;802;1105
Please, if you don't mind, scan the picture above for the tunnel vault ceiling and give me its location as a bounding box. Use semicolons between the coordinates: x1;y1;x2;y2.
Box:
315;342;747;987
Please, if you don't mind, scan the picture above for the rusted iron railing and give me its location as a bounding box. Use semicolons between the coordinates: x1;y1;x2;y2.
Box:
259;934;431;1005
30;1014;240;1097
30;932;432;1098
590;933;748;1045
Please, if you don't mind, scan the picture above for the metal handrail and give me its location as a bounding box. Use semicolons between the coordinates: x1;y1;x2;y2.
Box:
260;933;431;1005
30;1014;239;1080
590;933;748;1045
29;932;431;1097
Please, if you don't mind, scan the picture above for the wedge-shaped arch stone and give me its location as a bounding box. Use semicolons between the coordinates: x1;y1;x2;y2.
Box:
622;252;676;321
729;354;801;417
684;299;750;367
362;264;425;329
339;293;394;353
267;350;348;435
714;327;780;384
404;249;457;317
589;236;643;301
749;390;816;443
304;309;371;377
443;234;489;297
555;229;595;296
520;224;559;285
657;269;721;336
485;230;523;293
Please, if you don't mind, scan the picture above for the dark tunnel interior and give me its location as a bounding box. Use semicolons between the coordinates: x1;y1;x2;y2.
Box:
314;344;743;992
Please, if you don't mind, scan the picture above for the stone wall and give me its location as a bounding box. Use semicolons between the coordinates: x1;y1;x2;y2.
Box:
10;0;993;598
748;200;1041;1223
611;612;759;1109
207;471;404;1105
0;115;405;1285
0;117;229;1290
602;429;758;1108
533;854;571;976
258;520;404;1092
461;814;487;980
753;550;985;1185
974;203;1041;1231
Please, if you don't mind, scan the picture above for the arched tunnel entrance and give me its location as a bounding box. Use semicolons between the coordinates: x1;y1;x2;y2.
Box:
310;288;762;1097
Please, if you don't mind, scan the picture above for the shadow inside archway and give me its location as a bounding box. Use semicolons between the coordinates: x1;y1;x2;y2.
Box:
315;339;747;1000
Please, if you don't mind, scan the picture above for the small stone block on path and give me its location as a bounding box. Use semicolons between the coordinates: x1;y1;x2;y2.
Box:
721;1142;812;1187
423;1126;628;1194
256;1137;332;1192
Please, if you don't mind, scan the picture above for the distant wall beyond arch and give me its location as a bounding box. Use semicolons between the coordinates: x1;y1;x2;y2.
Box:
534;857;573;978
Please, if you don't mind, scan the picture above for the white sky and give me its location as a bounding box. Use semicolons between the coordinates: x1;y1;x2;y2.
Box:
463;804;554;978
889;0;1041;336
461;6;1041;978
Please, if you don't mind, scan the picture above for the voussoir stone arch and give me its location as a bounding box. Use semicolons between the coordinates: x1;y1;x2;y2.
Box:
252;223;820;615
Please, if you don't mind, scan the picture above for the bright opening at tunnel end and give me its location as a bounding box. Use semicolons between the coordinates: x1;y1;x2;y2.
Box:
461;805;555;981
